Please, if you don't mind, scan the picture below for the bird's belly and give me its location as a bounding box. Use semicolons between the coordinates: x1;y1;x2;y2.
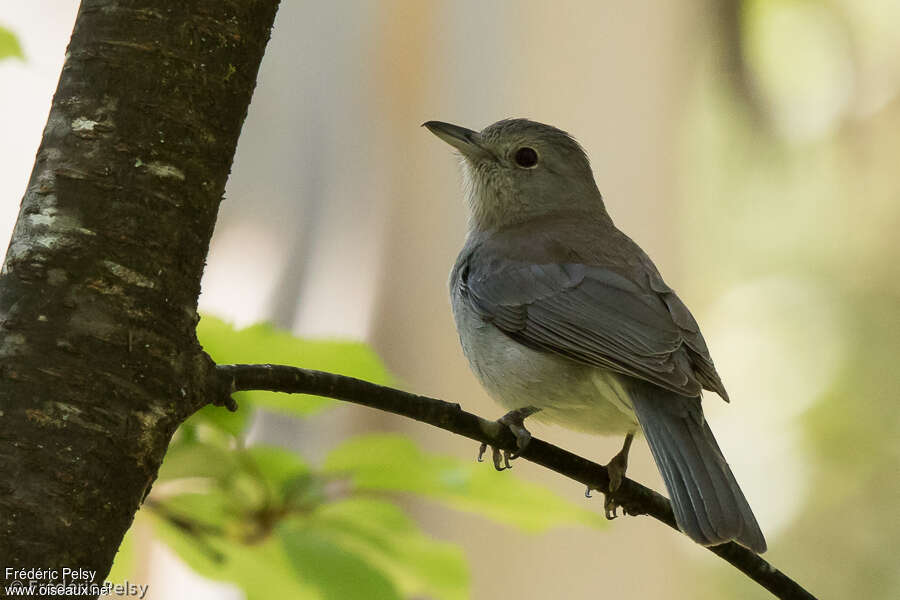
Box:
453;301;639;435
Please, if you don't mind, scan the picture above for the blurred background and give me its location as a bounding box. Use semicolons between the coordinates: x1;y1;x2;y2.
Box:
2;1;899;598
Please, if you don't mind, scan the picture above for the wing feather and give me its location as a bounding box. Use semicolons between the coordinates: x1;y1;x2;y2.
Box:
460;255;725;399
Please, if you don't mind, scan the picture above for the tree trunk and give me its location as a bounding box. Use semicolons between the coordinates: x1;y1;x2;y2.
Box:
0;0;279;587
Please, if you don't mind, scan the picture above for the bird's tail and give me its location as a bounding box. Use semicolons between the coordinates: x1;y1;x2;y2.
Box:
630;386;767;553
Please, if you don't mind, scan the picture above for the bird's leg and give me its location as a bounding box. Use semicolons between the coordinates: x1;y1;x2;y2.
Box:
477;406;541;471
601;432;634;519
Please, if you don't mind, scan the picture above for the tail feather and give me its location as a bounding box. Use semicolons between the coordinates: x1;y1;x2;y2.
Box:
664;415;740;539
649;428;715;542
630;385;767;553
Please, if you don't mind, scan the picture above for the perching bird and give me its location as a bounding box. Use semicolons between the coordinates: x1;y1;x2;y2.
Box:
425;118;766;553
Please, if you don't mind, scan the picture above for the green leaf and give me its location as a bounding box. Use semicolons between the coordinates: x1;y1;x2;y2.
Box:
151;508;321;600
158;441;322;520
310;498;467;600
191;402;250;437
157;437;238;482
0;26;24;61
324;434;606;532
240;445;316;507
280;525;401;600
152;440;471;599
159;492;235;530
243;445;309;483
197;315;393;418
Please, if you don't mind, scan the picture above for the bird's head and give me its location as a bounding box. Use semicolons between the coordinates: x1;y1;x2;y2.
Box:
424;118;606;231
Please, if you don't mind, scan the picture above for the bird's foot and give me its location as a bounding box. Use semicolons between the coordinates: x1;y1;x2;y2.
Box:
594;433;635;519
584;483;624;515
477;406;541;471
584;485;627;516
498;406;541;458
477;442;511;471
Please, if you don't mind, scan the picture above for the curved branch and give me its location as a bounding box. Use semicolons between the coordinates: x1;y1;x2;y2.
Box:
215;363;816;600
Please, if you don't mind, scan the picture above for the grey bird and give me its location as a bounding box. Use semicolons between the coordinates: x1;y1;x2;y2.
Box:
425;118;766;553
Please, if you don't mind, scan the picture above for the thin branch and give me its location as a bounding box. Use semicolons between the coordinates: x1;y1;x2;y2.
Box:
215;363;817;600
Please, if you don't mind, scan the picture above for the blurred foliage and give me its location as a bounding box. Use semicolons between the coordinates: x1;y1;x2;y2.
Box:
105;316;604;599
325;434;605;532
741;0;854;140
686;1;900;598
195;315;393;424
0;25;23;61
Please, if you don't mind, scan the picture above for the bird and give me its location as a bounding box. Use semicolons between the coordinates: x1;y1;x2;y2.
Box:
424;118;766;553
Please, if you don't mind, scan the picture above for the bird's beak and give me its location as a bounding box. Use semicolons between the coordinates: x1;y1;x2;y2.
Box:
423;121;491;161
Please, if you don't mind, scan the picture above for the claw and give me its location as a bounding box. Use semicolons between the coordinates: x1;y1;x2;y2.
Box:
476;406;541;471
492;447;512;471
478;442;512;471
604;495;620;519
590;432;635;521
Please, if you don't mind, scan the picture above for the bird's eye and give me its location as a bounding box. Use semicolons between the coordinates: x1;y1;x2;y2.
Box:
513;147;538;168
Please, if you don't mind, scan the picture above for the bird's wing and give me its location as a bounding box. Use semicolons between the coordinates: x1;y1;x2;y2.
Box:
457;252;728;400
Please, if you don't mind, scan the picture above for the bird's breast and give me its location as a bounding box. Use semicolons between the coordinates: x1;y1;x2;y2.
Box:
450;288;639;435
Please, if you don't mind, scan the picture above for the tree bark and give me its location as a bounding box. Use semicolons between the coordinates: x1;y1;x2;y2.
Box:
0;0;279;586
